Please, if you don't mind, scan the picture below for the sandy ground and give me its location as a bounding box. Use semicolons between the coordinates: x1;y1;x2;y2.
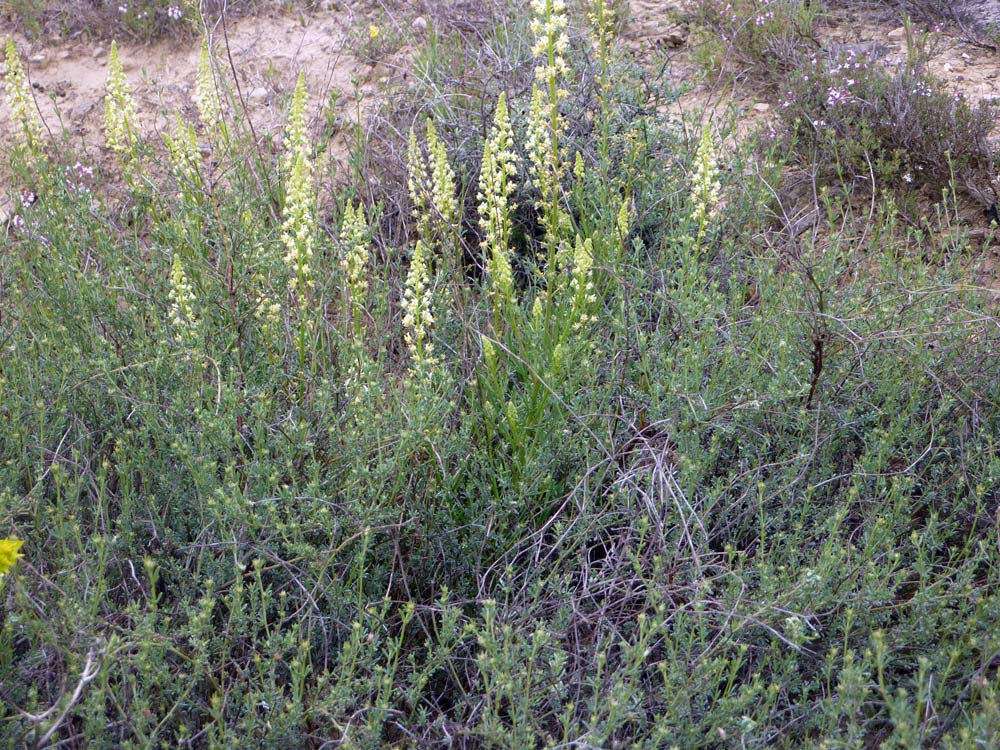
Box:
5;1;999;168
4;0;1000;295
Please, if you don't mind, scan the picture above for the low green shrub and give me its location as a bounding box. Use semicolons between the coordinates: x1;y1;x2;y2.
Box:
3;2;1000;748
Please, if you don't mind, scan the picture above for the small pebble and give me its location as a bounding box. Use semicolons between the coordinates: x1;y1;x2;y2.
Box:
411;16;427;35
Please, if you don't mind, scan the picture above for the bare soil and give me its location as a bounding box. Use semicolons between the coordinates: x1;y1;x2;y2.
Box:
3;0;1000;292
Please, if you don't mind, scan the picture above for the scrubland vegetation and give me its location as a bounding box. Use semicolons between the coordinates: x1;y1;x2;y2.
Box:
2;0;1000;747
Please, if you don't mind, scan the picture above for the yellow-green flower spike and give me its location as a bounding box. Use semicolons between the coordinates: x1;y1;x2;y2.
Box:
477;93;518;306
569;234;598;331
3;38;43;150
341;202;370;323
104;41;139;157
0;538;24;577
407;126;431;237
194;40;224;136
530;0;570;85
426;120;458;232
402;239;436;369
168;254;199;342
690;125;721;237
408;120;458;249
163;114;202;197
281;73;316;298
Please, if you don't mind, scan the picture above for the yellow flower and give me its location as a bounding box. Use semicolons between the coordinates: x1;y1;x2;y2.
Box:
0;538;24;577
369;25;380;40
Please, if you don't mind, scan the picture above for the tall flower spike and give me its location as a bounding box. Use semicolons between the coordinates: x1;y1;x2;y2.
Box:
402;239;436;369
341;202;370;318
569;235;597;331
281;73;315;298
3;38;43;149
530;0;570;85
407;126;431;236
477;93;518;304
104;41;138;157
690;125;721;235
168;254;199;342
194;40;226;140
407;121;458;248
426;120;458;233
163;114;202;197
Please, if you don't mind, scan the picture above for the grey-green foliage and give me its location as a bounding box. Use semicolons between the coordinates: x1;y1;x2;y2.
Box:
2;3;1000;748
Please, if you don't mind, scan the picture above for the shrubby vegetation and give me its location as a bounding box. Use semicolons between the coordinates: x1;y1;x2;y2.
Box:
2;0;1000;747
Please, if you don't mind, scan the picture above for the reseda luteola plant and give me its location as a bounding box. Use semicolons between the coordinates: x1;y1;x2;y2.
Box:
281;73;317;362
478;92;519;321
403;119;460;377
340;201;370;338
194;40;230;146
526;0;571;268
3;38;43;154
104;41;139;168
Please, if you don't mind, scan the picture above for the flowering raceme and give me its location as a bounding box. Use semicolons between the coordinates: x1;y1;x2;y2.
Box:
195;40;228;142
569;234;597;331
690;126;721;234
408;120;458;247
402;239;436;368
168;254;199;342
341;202;370;319
104;41;138;157
281;74;315;298
3;38;43;149
163;114;202;196
478;93;518;304
530;0;570;84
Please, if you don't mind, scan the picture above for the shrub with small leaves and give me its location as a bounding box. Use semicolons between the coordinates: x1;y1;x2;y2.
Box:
779;49;997;193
